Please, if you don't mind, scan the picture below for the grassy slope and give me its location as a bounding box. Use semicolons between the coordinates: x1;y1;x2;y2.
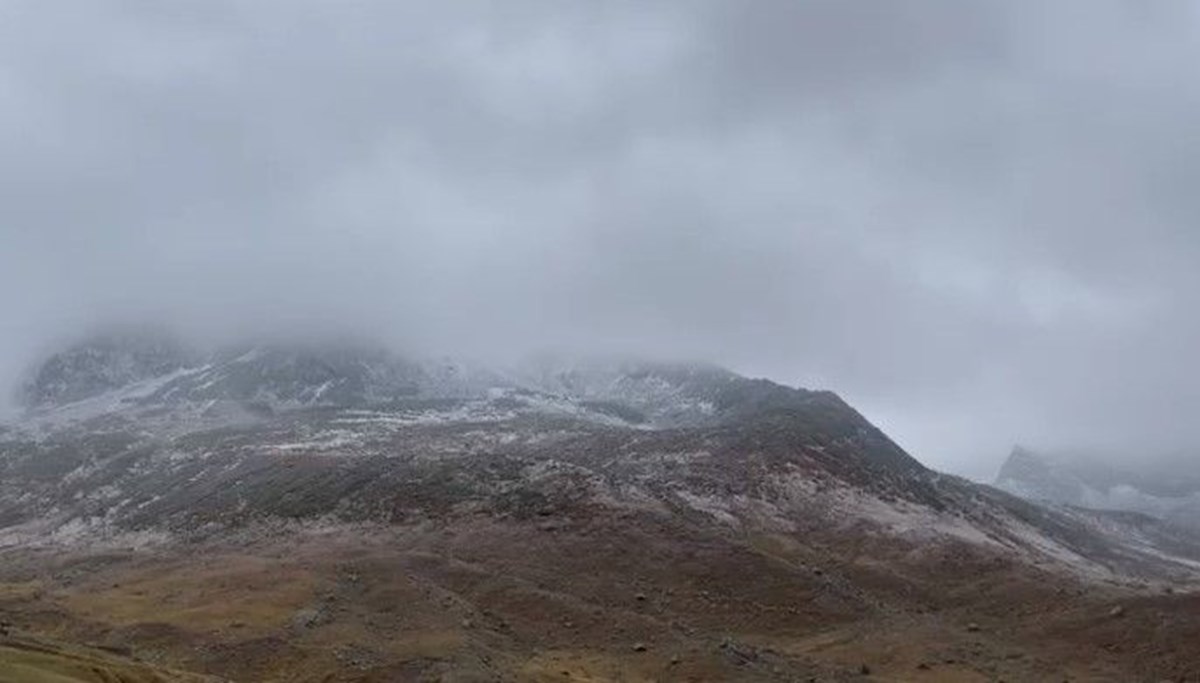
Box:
0;633;217;683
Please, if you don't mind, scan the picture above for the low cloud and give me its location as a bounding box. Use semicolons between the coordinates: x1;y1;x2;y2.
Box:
3;1;1200;478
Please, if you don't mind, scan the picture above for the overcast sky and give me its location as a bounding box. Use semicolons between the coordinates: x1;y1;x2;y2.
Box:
2;1;1200;479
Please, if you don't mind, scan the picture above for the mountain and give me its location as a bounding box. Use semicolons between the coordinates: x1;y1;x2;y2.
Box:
2;330;1200;681
996;445;1200;530
18;333;465;414
18;327;197;409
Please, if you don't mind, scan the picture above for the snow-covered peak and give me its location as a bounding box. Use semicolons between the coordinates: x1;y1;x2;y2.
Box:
12;330;911;468
18;328;197;409
17;332;748;422
513;355;739;426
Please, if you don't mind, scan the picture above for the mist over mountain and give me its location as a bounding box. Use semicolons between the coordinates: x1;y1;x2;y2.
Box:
12;325;905;442
4;324;1200;679
996;445;1200;530
5;1;1200;679
5;1;1200;480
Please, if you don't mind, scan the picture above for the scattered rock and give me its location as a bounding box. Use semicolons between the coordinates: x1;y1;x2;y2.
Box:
721;641;758;666
966;622;981;632
916;662;932;670
633;642;647;652
461;619;473;629
635;592;647;602
1109;605;1125;618
333;644;382;670
96;643;133;658
291;608;323;629
670;655;682;666
860;663;871;675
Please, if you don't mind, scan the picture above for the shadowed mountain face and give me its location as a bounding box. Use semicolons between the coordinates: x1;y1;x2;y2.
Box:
996;445;1200;530
3;330;1200;681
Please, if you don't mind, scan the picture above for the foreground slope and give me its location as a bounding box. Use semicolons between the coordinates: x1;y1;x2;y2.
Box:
0;627;219;683
2;332;1199;681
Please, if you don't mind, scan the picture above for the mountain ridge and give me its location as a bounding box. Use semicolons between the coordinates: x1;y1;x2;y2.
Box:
14;330;917;464
3;329;1200;680
7;328;1198;576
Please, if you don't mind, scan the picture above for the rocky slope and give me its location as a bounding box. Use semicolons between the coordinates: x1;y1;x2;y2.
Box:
2;330;1200;681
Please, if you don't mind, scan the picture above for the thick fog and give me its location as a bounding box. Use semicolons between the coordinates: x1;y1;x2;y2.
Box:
2;1;1200;479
